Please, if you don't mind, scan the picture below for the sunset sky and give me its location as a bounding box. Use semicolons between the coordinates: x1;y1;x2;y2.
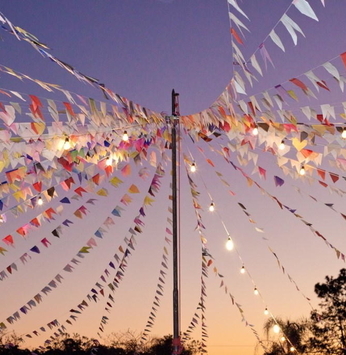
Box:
1;1;346;355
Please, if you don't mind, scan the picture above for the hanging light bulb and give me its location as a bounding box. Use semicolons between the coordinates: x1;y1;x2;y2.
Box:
252;126;259;136
37;196;43;206
280;336;286;342
279;140;285;150
264;307;269;315
122;131;129;141
209;202;215;212
190;162;196;172
299;165;306;176
105;156;112;166
290;346;295;352
240;265;245;274
273;324;281;334
225;236;234;251
254;287;259;295
64;137;71;150
342;128;346;139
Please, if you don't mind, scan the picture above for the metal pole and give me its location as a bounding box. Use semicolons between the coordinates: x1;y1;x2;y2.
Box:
171;89;181;355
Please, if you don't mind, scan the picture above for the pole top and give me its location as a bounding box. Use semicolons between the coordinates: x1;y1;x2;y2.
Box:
171;89;180;116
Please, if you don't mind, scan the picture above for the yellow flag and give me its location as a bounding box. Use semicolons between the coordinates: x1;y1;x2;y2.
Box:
13;190;25;202
246;177;253;187
292;138;307;151
97;188;109;197
144;196;155;206
109;176;123;187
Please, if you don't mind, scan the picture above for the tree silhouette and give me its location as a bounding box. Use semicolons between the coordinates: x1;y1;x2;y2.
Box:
262;317;309;354
309;268;346;355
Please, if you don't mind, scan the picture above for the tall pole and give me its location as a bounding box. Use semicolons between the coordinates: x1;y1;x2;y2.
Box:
171;89;181;355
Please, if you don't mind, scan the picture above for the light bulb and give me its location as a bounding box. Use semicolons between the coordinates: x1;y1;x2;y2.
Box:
299;166;306;176
342;129;346;139
106;157;112;166
190;162;196;172
264;307;269;315
64;138;71;150
209;202;215;212
290;346;295;352
240;265;245;274
279;140;285;150
225;237;234;251
254;287;259;295
273;324;281;334
280;336;286;342
37;196;43;206
122;131;129;141
252;127;259;136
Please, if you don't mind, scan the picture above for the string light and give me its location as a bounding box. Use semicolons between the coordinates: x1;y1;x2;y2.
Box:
105;156;112;166
122;131;129;141
280;336;286;342
240;265;245;274
252;126;259;136
273;324;281;334
299;165;306;176
209;202;215;212
342;128;346;139
225;236;234;251
254;287;259;295
64;137;71;150
37;196;43;206
190;162;196;172
279;140;285;150
264;307;269;315
290;346;295;352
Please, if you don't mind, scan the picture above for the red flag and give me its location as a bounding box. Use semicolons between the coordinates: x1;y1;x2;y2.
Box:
340;52;346;68
230;27;243;44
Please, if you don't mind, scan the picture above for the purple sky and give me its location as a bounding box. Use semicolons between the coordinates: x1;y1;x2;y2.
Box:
1;1;346;355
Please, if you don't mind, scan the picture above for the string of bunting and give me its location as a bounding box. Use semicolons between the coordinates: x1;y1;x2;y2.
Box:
16;163;163;341
0;197;96;280
95;163;165;336
0;54;342;189
229;0;320;94
227;159;346;261
1;169;147;330
186;145;316;311
182;158;266;350
182;164;210;353
0;172;103;249
206;137;346;213
139;196;173;344
0;170;127;280
0;12;165;123
0;159;140;263
0;1;345;352
183;142;341;352
184;150;284;350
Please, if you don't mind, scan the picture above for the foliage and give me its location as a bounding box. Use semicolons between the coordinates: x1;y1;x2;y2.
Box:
3;268;345;355
261;317;309;354
259;269;346;354
308;268;346;355
0;332;200;355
